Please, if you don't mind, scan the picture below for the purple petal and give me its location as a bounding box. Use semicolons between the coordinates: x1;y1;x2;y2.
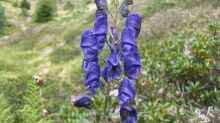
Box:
95;0;107;10
121;27;137;46
120;106;137;123
118;77;136;106
93;10;108;51
126;13;142;38
81;29;98;50
72;95;91;109
83;60;100;96
102;45;122;82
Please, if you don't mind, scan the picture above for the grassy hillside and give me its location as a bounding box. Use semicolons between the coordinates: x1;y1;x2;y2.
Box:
0;0;219;123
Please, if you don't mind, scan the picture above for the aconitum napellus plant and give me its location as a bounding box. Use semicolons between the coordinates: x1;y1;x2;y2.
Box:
72;0;142;122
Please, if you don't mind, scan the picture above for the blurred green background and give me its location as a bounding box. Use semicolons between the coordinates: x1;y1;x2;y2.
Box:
0;0;219;123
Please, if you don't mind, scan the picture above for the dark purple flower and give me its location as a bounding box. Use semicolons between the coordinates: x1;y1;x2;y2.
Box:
118;77;136;106
83;60;100;96
126;13;142;38
120;1;129;17
72;95;91;109
121;27;137;46
102;45;121;82
81;29;99;61
123;52;141;79
120;106;137;123
93;10;108;51
95;0;107;10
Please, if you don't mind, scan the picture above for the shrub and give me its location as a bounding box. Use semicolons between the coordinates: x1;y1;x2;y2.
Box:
33;0;57;23
0;94;14;123
20;0;30;10
0;3;6;32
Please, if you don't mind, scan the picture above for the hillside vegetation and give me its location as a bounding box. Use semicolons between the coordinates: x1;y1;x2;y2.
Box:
0;0;219;123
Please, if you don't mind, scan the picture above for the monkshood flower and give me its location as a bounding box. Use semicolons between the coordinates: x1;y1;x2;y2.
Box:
72;95;92;109
95;0;107;10
120;106;137;123
102;44;122;82
126;13;142;38
82;60;100;96
81;29;98;61
118;77;136;106
93;9;108;51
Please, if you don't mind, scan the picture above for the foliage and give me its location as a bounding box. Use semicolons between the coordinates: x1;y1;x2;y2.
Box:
18;81;52;123
0;95;14;123
0;3;6;32
20;0;30;10
33;0;57;23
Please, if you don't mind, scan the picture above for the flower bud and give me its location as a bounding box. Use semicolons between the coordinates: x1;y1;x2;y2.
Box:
95;0;107;10
71;95;91;109
126;0;134;5
120;1;129;17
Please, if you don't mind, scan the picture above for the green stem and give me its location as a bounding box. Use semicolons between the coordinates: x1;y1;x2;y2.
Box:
103;82;112;122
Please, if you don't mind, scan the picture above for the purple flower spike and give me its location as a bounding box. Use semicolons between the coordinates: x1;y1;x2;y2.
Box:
94;10;108;51
80;28;101;96
118;77;136;106
72;95;91;109
102;45;122;82
120;106;137;123
95;0;107;10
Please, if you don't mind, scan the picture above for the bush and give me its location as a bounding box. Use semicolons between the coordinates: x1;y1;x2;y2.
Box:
0;95;14;123
0;4;6;32
33;0;57;23
20;0;30;10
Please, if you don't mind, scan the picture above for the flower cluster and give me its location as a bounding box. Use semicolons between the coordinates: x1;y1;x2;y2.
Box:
72;0;142;123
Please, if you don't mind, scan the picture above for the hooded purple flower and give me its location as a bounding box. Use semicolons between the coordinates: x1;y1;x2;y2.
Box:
118;78;137;123
102;26;121;82
95;0;107;10
72;95;91;109
81;29;99;61
120;106;137;123
102;45;122;82
118;77;136;106
126;13;142;38
83;60;100;96
93;10;108;51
